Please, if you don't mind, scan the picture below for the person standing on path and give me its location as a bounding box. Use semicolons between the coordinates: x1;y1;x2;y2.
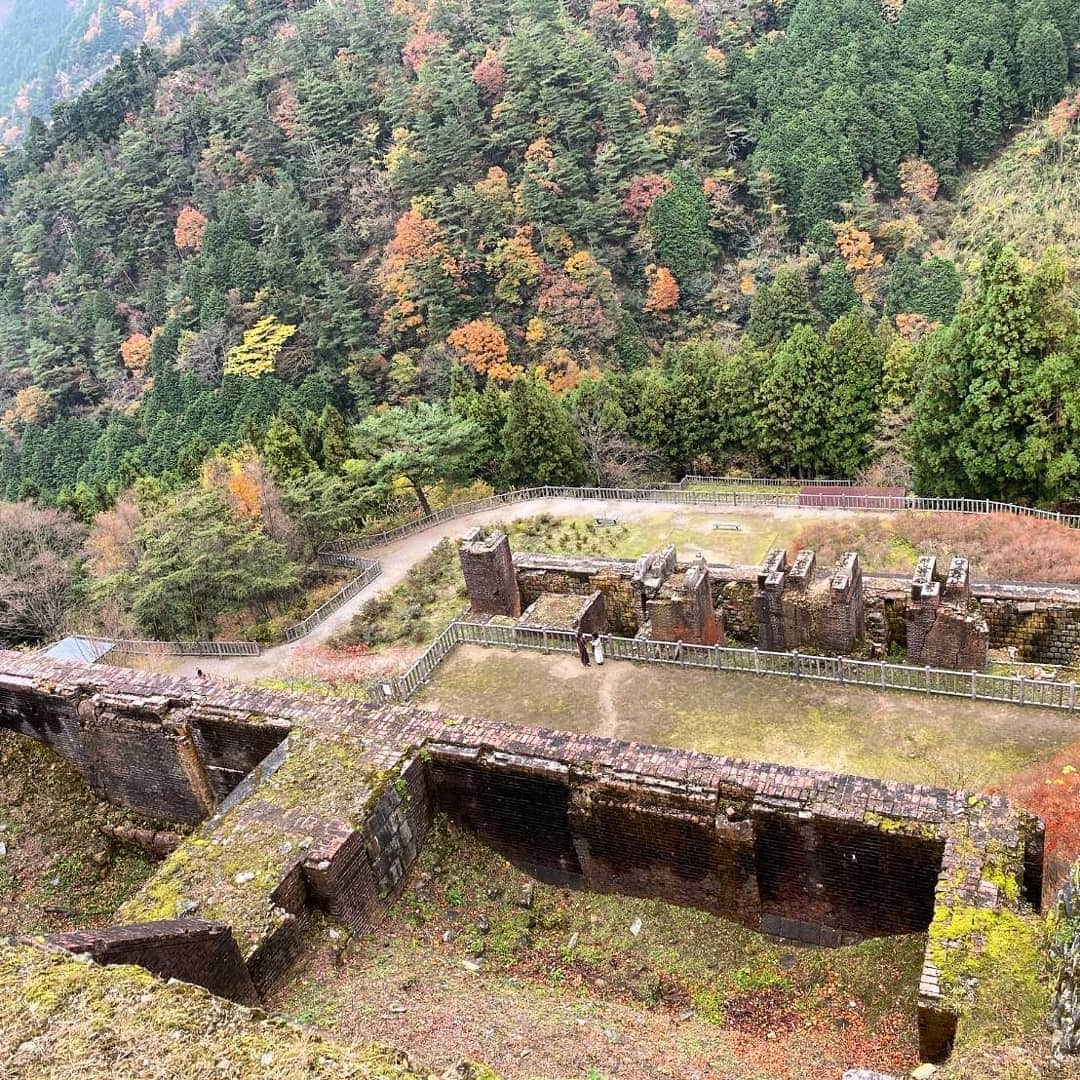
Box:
592;634;605;666
576;630;591;667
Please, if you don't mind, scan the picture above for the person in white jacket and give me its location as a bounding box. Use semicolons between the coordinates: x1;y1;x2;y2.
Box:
592;634;605;666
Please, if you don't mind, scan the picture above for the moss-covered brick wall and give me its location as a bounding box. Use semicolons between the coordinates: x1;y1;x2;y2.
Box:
0;651;1044;1066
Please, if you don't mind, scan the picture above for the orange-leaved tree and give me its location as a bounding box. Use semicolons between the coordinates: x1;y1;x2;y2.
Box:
120;332;153;373
447;318;518;383
173;205;208;253
898;159;939;204
643;265;679;315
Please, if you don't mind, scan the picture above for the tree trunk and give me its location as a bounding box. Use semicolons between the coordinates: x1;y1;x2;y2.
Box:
408;476;433;516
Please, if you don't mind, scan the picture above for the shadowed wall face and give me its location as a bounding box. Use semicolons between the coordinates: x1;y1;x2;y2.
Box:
0;653;1042;1066
0;677;289;823
426;747;945;940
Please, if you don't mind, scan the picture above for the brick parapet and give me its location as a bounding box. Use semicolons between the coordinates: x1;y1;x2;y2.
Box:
45;918;259;1005
1;654;1043;1064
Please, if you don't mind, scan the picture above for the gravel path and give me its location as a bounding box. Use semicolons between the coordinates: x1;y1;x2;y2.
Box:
160;497;864;682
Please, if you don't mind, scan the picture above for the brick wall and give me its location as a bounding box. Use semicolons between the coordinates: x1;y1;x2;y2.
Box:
646;562;724;645
0;654;1043;1064
45;919;259;1005
459;529;521;617
978;599;1080;665
0;668;290;823
515;554;643;635
477;534;1080;666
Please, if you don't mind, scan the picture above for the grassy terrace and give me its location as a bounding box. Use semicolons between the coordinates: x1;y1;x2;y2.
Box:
415;645;1079;792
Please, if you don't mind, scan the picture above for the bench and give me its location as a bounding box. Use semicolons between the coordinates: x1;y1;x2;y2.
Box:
712;522;742;531
594;517;618;527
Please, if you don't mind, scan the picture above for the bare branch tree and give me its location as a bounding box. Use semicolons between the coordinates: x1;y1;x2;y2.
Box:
0;503;85;645
570;390;656;487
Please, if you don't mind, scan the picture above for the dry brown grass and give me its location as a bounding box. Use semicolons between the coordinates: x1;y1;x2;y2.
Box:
792;512;1080;582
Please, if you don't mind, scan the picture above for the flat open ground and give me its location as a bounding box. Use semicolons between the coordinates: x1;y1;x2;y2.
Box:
415;645;1080;791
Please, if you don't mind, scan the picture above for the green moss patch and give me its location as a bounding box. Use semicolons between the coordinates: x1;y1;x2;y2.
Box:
0;732;162;936
0;939;485;1079
118;730;403;955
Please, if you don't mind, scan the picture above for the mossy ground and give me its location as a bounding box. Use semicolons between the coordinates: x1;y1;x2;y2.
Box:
0;939;482;1080
416;645;1076;790
0;732;160;936
270;817;925;1080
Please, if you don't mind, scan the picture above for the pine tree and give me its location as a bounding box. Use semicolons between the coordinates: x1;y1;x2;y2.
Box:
353;402;478;514
817;261;861;324
262;415;317;482
1017;14;1068;110
909;244;1080;503
646;168;713;289
747;267;816;347
317;405;352;473
500;375;587;487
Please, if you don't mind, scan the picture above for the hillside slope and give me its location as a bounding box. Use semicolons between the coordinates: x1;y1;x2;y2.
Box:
0;0;1070;564
0;0;217;145
945;92;1080;280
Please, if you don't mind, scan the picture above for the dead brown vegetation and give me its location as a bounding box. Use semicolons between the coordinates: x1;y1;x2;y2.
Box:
793;512;1080;582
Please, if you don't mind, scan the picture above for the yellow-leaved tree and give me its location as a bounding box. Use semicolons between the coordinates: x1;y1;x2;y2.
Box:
224;316;297;378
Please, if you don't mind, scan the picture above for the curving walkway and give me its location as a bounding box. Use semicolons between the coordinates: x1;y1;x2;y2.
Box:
163;496;856;681
158;493;1080;684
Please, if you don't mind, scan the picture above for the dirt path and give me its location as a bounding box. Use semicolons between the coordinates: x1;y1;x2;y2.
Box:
158;497;867;682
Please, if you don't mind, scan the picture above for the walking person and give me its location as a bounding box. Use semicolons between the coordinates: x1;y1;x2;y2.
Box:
576;629;591;667
592;633;605;666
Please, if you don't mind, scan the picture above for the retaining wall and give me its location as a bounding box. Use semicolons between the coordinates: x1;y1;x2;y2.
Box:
0;653;1044;1063
474;535;1080;667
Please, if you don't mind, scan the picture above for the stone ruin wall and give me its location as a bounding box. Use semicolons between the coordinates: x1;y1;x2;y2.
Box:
646;560;724;646
461;531;1080;670
0;653;1044;1063
459;528;521;618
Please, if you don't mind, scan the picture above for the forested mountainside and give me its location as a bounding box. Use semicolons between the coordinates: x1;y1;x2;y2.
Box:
0;0;1076;537
0;0;219;145
0;0;217;146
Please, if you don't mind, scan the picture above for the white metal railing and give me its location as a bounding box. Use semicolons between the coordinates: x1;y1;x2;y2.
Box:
283;558;382;642
104;638;261;658
321;486;1080;556
679;475;854;488
381;619;1079;712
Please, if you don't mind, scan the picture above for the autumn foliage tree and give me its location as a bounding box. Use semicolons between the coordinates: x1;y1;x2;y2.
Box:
447;318;517;382
380;209;461;339
120;332;153;373
173;205;208;252
471;50;505;102
898;159;939;204
643;265;679;315
834;222;884;302
223;316;297;379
